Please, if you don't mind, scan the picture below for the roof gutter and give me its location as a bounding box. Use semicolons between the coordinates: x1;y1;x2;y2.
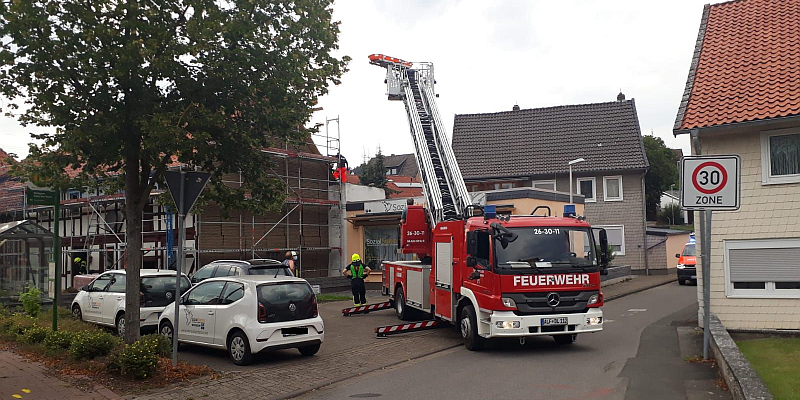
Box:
675;114;800;136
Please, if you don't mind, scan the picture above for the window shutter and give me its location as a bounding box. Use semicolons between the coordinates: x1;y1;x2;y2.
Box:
729;247;800;282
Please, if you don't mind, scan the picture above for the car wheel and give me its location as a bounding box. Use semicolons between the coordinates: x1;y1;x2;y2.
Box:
228;331;253;366
460;305;484;351
115;313;126;337
395;290;410;321
678;279;686;285
554;334;576;345
298;343;321;357
159;320;174;343
72;304;82;321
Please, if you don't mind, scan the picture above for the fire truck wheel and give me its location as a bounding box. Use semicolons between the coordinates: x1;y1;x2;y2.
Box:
460;305;485;351
553;334;576;345
395;290;411;320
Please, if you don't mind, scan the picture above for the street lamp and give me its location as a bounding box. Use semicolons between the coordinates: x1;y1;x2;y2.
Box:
568;158;586;204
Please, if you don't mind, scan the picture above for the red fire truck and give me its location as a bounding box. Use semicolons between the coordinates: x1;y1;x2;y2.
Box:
366;54;611;350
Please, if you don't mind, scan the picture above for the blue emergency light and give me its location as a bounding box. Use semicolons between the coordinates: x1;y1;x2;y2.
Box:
484;205;497;220
563;204;576;218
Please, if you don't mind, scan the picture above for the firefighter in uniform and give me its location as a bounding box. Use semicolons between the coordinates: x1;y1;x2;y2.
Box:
343;253;371;306
73;257;87;275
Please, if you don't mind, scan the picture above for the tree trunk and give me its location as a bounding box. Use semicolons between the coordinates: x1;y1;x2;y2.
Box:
123;170;145;344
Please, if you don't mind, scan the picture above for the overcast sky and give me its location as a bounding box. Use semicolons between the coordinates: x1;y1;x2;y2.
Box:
2;0;708;164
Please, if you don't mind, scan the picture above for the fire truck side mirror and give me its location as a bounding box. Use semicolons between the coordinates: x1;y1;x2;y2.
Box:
466;257;477;268
598;229;610;267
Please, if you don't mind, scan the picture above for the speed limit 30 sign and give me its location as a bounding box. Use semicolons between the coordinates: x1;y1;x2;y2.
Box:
680;155;740;210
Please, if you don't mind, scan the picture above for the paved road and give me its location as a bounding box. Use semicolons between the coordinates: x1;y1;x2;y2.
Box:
298;282;730;400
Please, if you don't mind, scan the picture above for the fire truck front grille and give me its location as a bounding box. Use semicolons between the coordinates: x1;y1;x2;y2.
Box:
504;291;599;315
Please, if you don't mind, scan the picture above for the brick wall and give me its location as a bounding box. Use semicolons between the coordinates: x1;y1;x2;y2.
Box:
696;123;800;330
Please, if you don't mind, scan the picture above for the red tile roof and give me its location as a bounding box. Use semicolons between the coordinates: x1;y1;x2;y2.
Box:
675;0;800;132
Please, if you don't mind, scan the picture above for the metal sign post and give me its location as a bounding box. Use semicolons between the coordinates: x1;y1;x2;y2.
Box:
164;170;211;367
680;155;740;360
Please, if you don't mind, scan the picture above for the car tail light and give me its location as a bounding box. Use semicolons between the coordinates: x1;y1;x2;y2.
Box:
258;303;268;323
311;295;318;318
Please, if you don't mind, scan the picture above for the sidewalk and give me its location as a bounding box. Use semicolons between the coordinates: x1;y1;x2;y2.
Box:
0;350;121;400
603;271;677;301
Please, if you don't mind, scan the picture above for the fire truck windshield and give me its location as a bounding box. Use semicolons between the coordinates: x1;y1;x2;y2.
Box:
495;227;597;271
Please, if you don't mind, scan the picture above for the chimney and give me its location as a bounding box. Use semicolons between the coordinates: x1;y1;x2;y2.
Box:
617;91;625;101
512;104;520;111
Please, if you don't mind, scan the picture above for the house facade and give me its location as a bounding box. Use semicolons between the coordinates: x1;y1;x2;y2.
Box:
452;99;652;272
675;0;800;330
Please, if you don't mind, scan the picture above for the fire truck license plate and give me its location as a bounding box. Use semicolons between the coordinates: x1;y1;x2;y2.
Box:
541;317;568;326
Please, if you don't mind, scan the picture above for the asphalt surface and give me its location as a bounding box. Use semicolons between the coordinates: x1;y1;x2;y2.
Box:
297;282;730;400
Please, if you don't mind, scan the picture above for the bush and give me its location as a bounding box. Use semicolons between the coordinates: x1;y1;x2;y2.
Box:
19;286;42;317
44;330;75;351
140;333;172;357
109;338;161;379
0;314;37;339
659;203;683;225
70;330;119;360
20;324;49;344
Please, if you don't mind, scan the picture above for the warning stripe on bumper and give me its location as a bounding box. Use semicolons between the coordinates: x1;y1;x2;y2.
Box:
341;301;392;315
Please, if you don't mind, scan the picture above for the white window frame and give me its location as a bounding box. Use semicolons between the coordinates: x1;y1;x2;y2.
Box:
760;128;800;185
576;177;596;203
501;182;515;189
603;176;623;202
532;180;556;191
595;225;625;256
723;238;800;299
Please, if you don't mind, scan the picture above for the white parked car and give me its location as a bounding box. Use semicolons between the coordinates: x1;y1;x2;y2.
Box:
71;269;191;336
158;275;323;365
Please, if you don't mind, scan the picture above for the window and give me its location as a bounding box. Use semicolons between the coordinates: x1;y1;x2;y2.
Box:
191;265;216;284
220;282;245;305
501;183;515;189
595;225;625;256
213;265;237;277
761;129;800;184
107;274;126;293
532;180;556;191
141;275;191;307
577;177;596;202
184;281;227;305
724;238;800;298
386;167;398;175
603;176;623;201
89;274;113;292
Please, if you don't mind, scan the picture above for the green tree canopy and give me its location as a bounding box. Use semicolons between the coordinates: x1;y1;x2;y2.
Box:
643;135;679;221
0;0;348;342
357;149;397;195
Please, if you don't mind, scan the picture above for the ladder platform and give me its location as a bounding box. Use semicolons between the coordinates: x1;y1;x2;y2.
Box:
375;320;441;338
341;301;393;316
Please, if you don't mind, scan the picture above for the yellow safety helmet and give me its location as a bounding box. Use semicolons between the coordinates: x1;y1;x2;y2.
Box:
73;257;81;263
352;253;361;262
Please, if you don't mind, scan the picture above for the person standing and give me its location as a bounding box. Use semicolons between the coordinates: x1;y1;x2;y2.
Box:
283;251;297;275
343;253;371;306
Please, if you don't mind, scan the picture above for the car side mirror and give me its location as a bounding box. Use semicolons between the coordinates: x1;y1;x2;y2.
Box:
81;285;88;292
675;253;681;258
466;256;477;268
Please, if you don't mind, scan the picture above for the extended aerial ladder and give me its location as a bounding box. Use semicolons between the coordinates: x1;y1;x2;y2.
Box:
368;54;471;224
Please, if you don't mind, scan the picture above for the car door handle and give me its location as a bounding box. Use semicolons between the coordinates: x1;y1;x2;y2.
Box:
117;297;123;301
208;311;215;315
98;296;104;300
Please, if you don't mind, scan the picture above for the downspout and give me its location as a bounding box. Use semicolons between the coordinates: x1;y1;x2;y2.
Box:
642;171;648;275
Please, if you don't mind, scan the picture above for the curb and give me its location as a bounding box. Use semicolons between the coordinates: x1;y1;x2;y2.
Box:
277;343;462;400
605;277;676;302
709;314;773;400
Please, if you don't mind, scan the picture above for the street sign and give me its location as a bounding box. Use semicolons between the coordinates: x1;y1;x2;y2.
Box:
680;155;740;210
26;188;57;206
164;171;211;215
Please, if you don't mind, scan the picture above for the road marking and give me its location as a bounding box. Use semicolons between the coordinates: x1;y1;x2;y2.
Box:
13;395;22;399
21;389;30;393
604;319;614;323
627;309;647;312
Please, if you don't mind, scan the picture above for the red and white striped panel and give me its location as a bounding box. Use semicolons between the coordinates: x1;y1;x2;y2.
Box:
341;301;392;316
375;320;438;335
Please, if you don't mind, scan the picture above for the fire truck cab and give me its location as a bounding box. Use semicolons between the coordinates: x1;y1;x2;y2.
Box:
383;204;610;350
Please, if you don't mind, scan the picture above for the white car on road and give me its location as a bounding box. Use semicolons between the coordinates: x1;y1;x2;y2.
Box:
71;269;191;336
158;275;324;365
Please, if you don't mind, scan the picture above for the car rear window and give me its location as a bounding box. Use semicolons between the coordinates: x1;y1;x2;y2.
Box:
257;282;315;323
248;266;292;277
682;244;696;256
141;276;191;308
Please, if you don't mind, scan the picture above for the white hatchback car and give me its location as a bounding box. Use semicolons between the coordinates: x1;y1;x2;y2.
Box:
71;269;191;336
158;275;324;365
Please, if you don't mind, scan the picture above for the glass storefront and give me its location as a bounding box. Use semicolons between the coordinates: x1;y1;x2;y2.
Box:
363;225;411;270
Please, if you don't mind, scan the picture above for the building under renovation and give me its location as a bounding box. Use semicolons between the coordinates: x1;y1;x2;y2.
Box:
0;136;344;292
